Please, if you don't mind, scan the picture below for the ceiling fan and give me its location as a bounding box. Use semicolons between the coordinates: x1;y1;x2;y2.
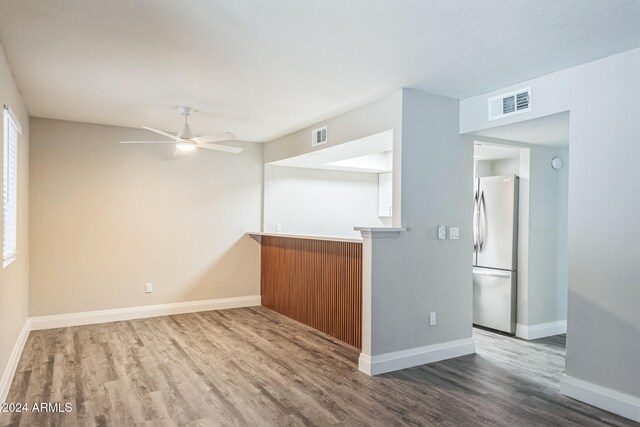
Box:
119;107;242;154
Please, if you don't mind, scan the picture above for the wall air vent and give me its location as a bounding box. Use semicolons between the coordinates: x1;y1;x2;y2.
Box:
311;126;327;147
488;87;531;121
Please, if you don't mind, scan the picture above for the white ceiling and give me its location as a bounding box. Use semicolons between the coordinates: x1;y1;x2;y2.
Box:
1;1;640;142
473;112;570;146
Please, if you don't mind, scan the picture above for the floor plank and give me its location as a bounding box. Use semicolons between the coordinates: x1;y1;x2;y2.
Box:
1;307;635;426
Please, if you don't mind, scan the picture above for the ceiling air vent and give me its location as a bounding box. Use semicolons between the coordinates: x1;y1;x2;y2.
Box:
488;87;531;121
311;126;327;147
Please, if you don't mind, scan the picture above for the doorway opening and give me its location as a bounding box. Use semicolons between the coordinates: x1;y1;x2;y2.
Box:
468;111;570;359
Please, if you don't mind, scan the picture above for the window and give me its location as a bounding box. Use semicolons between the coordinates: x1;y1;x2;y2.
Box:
3;105;21;268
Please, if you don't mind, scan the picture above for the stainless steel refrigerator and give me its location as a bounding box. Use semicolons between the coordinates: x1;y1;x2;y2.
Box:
473;175;519;334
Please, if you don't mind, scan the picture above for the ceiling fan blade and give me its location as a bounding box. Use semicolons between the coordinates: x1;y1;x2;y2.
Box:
192;132;236;144
142;126;180;141
119;140;176;144
196;143;243;154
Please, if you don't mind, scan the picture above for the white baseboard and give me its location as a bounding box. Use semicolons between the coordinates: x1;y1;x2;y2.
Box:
0;319;30;404
2;296;260;402
29;295;261;330
516;319;566;340
358;338;476;376
561;375;640;422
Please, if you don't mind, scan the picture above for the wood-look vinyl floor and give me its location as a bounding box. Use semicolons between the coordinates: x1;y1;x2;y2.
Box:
1;307;635;426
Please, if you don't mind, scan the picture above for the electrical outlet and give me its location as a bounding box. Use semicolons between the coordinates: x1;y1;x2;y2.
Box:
449;227;460;240
429;312;437;326
437;226;446;240
145;282;153;293
276;223;282;233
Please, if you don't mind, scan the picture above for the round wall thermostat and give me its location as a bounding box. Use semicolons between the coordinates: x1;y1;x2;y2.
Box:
551;157;563;170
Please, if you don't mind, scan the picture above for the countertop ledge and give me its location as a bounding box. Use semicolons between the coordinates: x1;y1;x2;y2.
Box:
353;227;407;238
247;231;363;244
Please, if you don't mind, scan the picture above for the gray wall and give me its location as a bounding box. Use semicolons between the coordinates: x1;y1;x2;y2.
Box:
461;48;640;399
368;89;473;355
527;145;569;325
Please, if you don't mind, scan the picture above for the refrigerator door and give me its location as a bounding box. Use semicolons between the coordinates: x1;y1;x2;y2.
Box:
473;178;480;266
476;175;518;271
473;267;517;333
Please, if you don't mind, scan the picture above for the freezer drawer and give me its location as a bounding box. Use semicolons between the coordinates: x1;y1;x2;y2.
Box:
473;267;516;334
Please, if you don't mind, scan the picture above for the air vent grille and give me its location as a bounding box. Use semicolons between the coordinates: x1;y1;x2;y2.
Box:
312;126;327;147
488;87;531;120
502;96;515;114
516;91;529;110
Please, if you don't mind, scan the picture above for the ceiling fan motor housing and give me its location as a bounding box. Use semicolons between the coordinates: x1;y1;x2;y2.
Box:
177;122;194;140
177;106;195;139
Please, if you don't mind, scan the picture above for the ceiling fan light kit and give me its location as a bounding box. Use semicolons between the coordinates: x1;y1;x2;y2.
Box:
176;141;197;152
119;106;242;154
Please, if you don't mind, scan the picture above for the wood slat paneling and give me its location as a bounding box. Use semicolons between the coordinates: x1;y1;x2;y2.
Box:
260;236;362;349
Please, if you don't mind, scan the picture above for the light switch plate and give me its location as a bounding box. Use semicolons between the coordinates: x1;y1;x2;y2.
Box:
145;283;153;293
437;226;446;240
449;227;460;240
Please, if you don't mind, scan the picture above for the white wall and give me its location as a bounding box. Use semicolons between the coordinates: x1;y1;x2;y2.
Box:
461;48;640;418
491;157;520;175
475;157;519;178
474;160;493;178
29;118;262;316
264;165;385;237
0;42;29;403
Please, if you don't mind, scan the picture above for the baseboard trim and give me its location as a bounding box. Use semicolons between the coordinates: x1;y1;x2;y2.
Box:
29;295;262;330
0;319;30;403
516;319;566;340
358;338;476;376
561;375;640;422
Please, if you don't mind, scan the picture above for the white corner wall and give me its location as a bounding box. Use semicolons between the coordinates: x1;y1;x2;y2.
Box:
461;48;640;421
0;42;30;404
264;165;385;237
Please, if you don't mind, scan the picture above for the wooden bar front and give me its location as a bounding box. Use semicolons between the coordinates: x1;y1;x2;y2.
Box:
260;235;362;349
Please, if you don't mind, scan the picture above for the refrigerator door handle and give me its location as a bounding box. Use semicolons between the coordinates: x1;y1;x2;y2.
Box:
473;269;511;279
473;190;479;251
479;190;485;251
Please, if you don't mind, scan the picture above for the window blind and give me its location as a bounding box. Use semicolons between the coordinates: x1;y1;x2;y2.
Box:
3;106;20;265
